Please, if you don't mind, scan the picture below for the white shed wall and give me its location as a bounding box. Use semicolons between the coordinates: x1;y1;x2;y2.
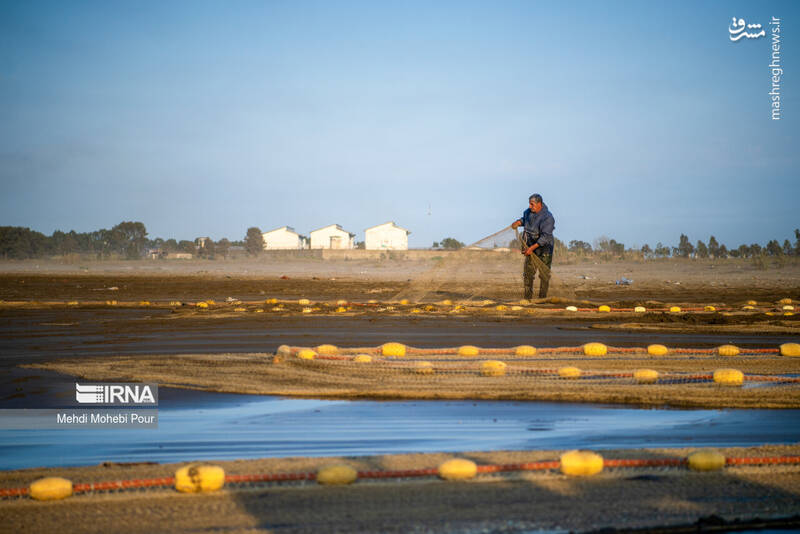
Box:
365;224;409;250
309;226;355;249
262;228;304;250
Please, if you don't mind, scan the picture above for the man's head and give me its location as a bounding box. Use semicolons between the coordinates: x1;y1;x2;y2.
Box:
529;194;543;213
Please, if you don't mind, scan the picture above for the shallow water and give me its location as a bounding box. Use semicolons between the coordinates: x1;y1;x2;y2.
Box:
2;388;799;470
2;310;799;470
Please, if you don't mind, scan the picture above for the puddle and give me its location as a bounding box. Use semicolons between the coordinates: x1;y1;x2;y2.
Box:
2;388;799;469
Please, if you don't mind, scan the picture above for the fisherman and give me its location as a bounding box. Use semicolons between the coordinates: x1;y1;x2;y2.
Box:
510;193;555;299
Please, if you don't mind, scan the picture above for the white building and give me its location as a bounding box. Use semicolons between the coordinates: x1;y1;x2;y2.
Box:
262;226;307;250
309;224;355;250
364;222;410;250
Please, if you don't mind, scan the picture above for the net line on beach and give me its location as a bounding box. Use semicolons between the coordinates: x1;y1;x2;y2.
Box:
5;453;800;500
394;225;573;303
274;344;800;392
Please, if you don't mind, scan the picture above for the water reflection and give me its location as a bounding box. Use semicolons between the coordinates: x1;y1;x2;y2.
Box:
2;389;799;469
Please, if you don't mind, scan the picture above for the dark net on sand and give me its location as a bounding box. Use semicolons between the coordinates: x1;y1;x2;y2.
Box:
394;226;572;303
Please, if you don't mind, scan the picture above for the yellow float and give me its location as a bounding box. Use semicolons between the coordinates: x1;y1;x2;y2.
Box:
560;450;604;476
317;465;358;485
480;360;507;377
29;477;73;501
515;345;537;357
716;345;740;357
297;349;317;360
633;369;659;384
583;342;608;356
779;343;800;357
687;450;726;471
438;458;478;480
713;368;744;386
382;342;406;357
174;465;225;493
558;366;581;379
458;345;480;357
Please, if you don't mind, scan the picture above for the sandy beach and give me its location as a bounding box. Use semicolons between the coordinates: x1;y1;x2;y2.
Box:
1;257;799;532
2;445;800;533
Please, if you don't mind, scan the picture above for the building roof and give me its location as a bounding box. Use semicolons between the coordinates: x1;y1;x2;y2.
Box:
309;223;354;235
262;226;299;236
364;221;411;234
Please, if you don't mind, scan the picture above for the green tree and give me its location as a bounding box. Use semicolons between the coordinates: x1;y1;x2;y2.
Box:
177;240;196;254
594;235;611;252
795;229;800;255
52;230;79;255
198;238;216;259
74;231;95;254
675;234;694;258
766;239;783;256
707;236;720;258
0;227;48;259
245;227;264;255
654;242;670;258
110;221;147;259
440;237;464;250
89;230;110;257
554;237;567;255
148;237;165;251
696;240;708;259
569;240;592;253
640;244;652;257
784;239;793;256
216;238;231;258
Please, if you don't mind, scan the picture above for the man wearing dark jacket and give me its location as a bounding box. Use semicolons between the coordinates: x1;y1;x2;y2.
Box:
511;193;555;299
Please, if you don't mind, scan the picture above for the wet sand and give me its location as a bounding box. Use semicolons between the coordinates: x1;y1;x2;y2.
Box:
1;257;799;303
2;445;800;533
1;262;799;532
28;350;800;409
2;262;799;409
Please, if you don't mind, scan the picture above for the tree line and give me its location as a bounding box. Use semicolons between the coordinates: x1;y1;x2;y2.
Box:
2;222;799;261
566;230;800;259
0;222;244;260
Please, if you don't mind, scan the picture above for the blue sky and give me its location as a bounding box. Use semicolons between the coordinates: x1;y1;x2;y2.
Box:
1;0;797;249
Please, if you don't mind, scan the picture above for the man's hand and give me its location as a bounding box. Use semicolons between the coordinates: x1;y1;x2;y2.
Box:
522;245;537;256
511;221;521;229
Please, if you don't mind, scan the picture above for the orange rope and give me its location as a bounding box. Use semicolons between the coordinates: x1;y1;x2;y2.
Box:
477;461;560;473
604;458;687;468
357;468;439;479
726;455;800;465
0;487;28;497
296;345;784;357
4;455;800;499
226;472;315;483
73;476;174;493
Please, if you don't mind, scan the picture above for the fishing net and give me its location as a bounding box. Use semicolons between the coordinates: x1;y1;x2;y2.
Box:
394;226;573;303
